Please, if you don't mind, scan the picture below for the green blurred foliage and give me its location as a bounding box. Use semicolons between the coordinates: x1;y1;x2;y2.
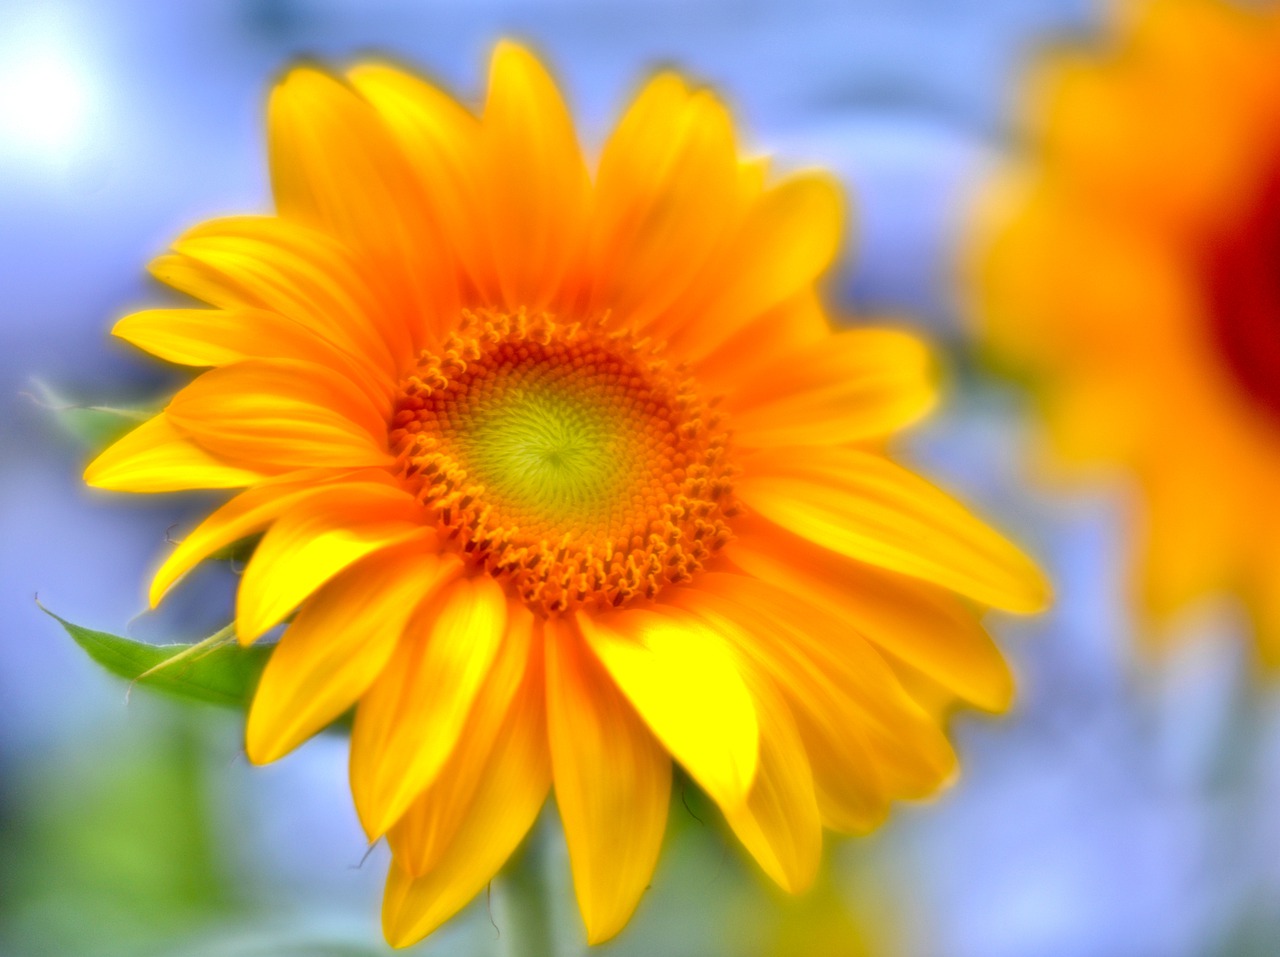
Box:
0;707;236;957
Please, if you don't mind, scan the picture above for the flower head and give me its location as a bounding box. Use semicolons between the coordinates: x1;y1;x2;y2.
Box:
88;42;1048;947
972;0;1280;659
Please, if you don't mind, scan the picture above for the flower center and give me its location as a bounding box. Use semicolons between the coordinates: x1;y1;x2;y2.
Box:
1204;144;1280;424
390;310;737;615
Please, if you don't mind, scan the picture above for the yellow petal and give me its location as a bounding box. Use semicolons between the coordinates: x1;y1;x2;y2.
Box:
480;41;589;310
727;328;938;447
351;576;508;838
381;643;550;949
157;216;403;374
387;606;537;877
728;516;1015;713
245;545;456;763
661;173;844;363
719;676;821;894
112;307;393;407
738;445;1051;613
667;576;951;827
545;617;670;944
800;712;888;835
235;482;429;642
148;469;388;606
166;358;393;471
577;605;758;810
84;413;271;492
268;66;456;347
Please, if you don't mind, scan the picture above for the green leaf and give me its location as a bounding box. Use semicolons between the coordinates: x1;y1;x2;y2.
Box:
27;378;156;451
44;607;270;709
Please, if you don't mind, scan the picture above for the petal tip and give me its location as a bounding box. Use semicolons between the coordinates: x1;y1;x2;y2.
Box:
1013;566;1055;615
585;920;626;947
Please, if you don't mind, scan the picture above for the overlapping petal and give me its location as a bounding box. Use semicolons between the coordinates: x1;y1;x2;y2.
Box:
387;606;537;876
545;617;670;944
479;41;590;310
717;677;821;894
234;482;431;642
153;216;405;375
268;66;457;347
246;545;457;763
351;575;508;838
84;413;275;492
728;515;1014;712
738;445;1050;613
166;358;394;471
381;638;549;949
589;73;739;328
658;173;843;362
726;328;937;447
578;606;759;811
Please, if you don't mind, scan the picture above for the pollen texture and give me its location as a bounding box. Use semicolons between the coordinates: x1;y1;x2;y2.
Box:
391;311;737;614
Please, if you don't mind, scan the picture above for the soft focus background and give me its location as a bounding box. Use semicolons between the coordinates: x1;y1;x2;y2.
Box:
5;1;1280;955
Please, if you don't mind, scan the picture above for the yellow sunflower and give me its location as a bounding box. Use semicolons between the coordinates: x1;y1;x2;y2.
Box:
87;42;1048;948
972;0;1280;659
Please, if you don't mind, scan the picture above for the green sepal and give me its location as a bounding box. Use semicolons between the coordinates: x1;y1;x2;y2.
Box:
43;606;269;709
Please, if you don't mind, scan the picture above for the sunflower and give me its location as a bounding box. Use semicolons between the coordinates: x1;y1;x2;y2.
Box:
971;0;1280;659
87;42;1048;948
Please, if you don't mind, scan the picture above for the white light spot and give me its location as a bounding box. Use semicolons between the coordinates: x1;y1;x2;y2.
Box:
0;53;90;156
0;8;98;168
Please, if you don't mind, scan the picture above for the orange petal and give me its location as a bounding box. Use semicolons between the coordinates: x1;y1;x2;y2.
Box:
158;216;403;374
165;358;393;472
589;73;739;327
577;605;758;810
738;445;1051;613
692;290;830;396
113;307;392;408
387;606;537;877
245;545;455;763
728;515;1015;713
268;67;457;349
545;617;670;944
83;413;273;493
660;173;844;363
351;576;508;838
479;42;589;310
348;63;494;304
234;482;431;643
719;675;821;894
727;328;938;447
381;640;550;949
667;575;952;825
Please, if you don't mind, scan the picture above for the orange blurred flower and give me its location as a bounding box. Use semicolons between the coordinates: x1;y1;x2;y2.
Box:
87;42;1047;947
972;0;1280;658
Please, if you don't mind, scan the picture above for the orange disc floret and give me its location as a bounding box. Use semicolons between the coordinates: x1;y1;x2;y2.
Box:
390;310;737;615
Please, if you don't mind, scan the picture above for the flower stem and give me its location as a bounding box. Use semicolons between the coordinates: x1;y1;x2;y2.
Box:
500;831;557;957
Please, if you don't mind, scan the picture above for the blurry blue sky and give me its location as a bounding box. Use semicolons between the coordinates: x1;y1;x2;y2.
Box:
8;2;1280;956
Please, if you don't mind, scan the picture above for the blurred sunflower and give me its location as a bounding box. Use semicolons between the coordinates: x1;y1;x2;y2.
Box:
87;42;1047;948
972;0;1280;658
